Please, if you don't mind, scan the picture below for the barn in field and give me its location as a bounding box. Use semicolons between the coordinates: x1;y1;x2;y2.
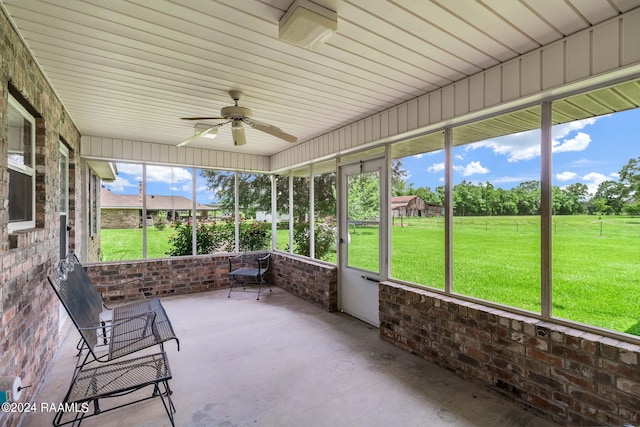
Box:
391;196;442;217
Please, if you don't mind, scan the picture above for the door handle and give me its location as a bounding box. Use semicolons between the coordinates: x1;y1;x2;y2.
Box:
361;275;380;283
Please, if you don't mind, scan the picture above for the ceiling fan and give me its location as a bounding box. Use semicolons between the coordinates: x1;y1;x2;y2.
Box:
178;91;298;147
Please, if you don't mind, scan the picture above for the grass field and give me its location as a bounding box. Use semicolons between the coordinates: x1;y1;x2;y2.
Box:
101;215;640;335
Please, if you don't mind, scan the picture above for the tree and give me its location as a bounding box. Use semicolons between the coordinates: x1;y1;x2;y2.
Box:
200;171;271;218
391;159;408;196
201;162;406;221
348;172;379;220
619;156;640;199
594;180;626;215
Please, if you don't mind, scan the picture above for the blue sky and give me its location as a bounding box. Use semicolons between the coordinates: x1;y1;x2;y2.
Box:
104;108;640;202
402;107;640;196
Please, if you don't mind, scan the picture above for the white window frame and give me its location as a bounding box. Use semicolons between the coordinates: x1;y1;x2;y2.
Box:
8;94;36;232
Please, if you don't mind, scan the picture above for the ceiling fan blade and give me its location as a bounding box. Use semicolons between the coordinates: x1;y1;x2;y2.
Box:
231;120;246;146
180;117;226;121
244;118;297;143
177;125;217;147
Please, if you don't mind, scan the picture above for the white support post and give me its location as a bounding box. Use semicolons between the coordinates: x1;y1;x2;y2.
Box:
540;101;553;319
444;129;453;294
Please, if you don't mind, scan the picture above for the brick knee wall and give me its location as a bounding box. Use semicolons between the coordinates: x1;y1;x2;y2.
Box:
269;252;337;311
85;254;235;301
85;252;338;311
379;282;640;426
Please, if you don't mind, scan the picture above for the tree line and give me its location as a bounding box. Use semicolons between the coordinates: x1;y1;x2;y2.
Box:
398;156;640;216
200;156;640;218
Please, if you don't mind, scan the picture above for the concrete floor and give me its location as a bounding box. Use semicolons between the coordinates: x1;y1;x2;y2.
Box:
24;287;558;427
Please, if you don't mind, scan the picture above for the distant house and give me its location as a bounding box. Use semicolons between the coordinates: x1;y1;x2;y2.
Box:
391;195;442;217
100;187;216;229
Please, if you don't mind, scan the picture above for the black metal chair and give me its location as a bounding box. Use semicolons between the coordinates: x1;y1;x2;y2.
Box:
228;252;271;300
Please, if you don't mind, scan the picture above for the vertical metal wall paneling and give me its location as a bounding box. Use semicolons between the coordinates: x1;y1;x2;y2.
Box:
397;103;408;133
485;67;501;106
566;32;591;82
418;95;429;127
592;20;620;74
122;139;132;159
521;51;542;96
169;146;178;164
622;9;640;65
160;145;168;163
150;144;160;163
442;85;455;119
91;137;101;157
113;139;123;159
101;138;112;158
502;60;520;101
542;42;565;90
388;106;399;137
372;113;381;141
454;79;469;116
142;142;152;161
469;74;484;112
406;99;417;131
364;116;373;142
355;119;367;146
429;91;442;123
380;110;389;138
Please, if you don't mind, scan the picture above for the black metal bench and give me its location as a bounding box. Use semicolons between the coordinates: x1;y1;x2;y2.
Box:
228;252;271;300
53;352;175;426
48;254;180;363
48;254;179;425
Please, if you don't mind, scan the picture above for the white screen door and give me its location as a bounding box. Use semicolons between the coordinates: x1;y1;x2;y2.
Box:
338;158;386;326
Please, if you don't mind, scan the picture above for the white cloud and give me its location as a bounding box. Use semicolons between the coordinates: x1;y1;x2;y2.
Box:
115;163;143;181
104;176;137;193
553;132;591;153
556;171;578;181
470;117;600;162
455;154;464;160
582;172;609;195
412;153;424;159
455;161;490;177
427;162;444;173
115;164;192;185
146;166;192;184
493;175;536;184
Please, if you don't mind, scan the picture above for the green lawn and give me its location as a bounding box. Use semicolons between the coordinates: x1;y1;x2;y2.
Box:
101;215;640;335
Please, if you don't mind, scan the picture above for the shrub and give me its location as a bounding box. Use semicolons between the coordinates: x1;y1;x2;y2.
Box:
166;220;270;256
239;220;270;251
291;220;337;260
153;211;169;231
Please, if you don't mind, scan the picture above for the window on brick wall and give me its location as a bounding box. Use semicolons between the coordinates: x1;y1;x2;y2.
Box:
8;94;36;232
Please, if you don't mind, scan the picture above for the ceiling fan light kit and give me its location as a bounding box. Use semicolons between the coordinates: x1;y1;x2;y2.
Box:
279;0;337;50
194;123;218;139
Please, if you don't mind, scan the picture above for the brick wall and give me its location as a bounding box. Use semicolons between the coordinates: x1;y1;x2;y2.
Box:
379;282;640;426
270;252;337;311
0;7;82;427
86;252;338;313
100;209;139;229
85;254;235;301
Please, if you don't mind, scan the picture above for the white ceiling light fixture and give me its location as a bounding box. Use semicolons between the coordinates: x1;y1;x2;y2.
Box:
279;0;337;50
194;123;218;139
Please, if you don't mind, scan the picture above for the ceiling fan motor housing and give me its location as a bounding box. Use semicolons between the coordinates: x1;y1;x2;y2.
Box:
221;105;252;119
